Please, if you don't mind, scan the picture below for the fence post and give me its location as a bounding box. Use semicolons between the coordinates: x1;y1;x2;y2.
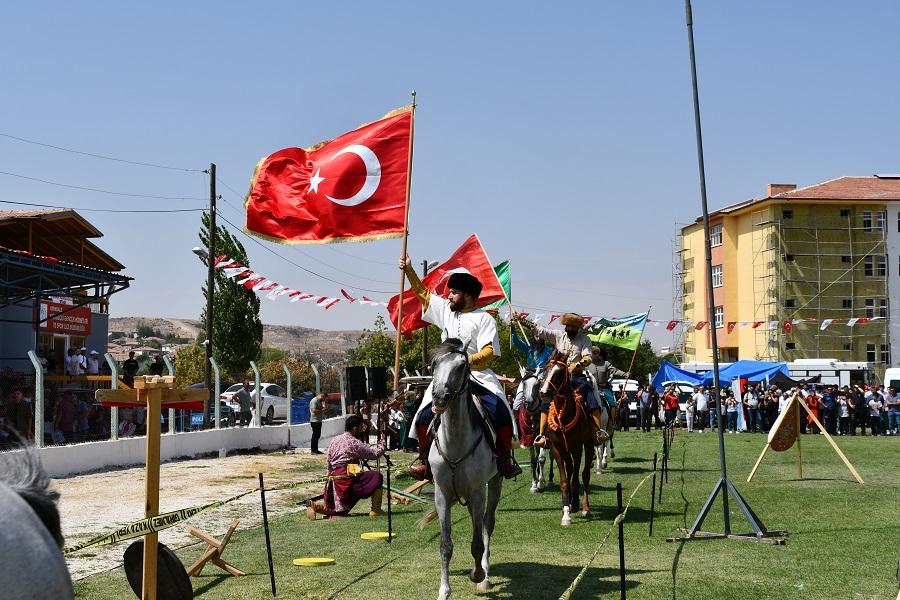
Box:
311;363;320;396
104;353;119;441
283;364;292;427
250;361;261;427
209;357;221;429
26;351;44;448
339;368;347;417
617;481;626;599
162;354;176;433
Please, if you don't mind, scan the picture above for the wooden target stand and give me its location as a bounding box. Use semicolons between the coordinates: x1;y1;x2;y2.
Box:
97;376;208;600
747;393;864;484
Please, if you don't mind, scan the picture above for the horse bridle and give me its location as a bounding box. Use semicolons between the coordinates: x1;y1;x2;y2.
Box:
431;347;470;415
542;359;570;399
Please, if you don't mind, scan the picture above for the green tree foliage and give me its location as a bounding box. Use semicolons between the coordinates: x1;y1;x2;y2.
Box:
197;212;263;379
258;355;316;395
136;322;162;339
173;342;206;387
601;340;661;384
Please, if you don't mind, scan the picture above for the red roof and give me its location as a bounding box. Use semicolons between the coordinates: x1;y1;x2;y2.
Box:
773;176;900;201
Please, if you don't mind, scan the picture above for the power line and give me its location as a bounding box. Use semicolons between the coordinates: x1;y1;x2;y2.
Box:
0;170;207;200
0;132;203;172
516;280;669;302
0;199;206;214
216;213;392;294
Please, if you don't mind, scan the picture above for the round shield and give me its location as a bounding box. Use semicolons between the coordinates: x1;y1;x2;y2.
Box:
123;540;193;600
293;557;336;567
360;531;395;541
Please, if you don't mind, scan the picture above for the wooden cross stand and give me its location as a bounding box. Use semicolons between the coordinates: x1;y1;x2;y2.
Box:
97;376;207;600
185;519;245;577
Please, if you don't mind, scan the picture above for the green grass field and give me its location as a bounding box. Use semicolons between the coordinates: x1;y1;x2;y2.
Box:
73;431;899;599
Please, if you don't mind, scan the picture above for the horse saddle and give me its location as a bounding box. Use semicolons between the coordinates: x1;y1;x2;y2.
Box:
469;394;498;451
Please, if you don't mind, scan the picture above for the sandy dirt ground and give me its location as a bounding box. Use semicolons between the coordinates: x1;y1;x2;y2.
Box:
58;447;336;580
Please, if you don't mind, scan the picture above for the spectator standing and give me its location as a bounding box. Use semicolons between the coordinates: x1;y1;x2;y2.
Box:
885;388;900;436
852;386;869;436
122;351;139;387
725;393;739;432
820;386;837;434
648;386;661;430
616;385;630;431
5;388;33;441
148;355;164;376
744;386;760;433
37;349;49;374
75;394;90;441
76;348;87;375
52;389;77;443
663;385;679;427
694;386;709;433
685;388;696;432
63;349;77;376
639;386;651;432
309;393;324;454
234;380;253;427
836;388;852;435
867;393;883;436
86;351;100;375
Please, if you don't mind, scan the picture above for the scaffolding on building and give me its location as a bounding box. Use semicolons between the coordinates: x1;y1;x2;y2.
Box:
672;224;690;361
750;206;889;367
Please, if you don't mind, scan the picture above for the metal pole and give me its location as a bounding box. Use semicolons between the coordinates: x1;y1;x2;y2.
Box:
250;360;261;427
311;363;320;396
204;163;217;429
162;354;176;434
27;350;44;448
209;357;221;429
385;454;393;544
283;364;293;427
339;369;347;417
104;352;119;441
258;473;277;597
649;452;658;536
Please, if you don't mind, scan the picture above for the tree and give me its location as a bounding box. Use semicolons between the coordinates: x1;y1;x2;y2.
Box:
174;342;206;387
602;340;661;384
258;355;316;395
197;212;263;379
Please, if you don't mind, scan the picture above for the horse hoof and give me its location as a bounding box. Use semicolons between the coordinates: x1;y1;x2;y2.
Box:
476;580;493;592
438;587;451;600
561;517;572;526
582;511;590;518
529;484;538;493
610;450;616;458
469;568;485;583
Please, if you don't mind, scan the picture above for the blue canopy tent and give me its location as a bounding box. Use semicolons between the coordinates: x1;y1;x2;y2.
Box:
651;361;704;390
699;360;789;387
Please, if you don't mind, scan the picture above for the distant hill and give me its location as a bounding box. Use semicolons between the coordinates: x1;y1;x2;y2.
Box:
108;316;364;363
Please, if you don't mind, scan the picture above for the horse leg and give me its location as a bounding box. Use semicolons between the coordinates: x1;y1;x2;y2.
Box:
571;449;581;516
467;488;486;585
581;443;592;517
529;447;539;493
477;475;502;592
435;487;453;600
537;446;547;491
595;444;603;473
547;443;555;483
553;445;571;526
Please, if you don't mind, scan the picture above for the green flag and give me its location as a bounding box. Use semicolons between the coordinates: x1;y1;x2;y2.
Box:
587;312;648;351
484;260;510;310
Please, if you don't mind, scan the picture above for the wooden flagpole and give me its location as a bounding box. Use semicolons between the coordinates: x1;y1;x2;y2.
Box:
796;393;803;479
392;91;417;393
797;397;864;484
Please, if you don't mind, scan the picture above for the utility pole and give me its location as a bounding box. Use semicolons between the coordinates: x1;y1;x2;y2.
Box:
421;259;431;372
204;163;216;429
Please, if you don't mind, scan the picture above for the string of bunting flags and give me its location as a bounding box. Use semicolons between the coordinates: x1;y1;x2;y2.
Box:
655;317;885;333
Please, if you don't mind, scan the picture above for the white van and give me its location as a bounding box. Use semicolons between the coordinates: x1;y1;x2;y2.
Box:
883;368;900;393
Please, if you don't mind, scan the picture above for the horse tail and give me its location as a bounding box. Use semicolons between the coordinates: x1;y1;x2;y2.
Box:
416;499;458;529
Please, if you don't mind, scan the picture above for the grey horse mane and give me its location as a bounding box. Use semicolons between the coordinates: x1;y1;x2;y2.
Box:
0;442;64;547
429;338;466;364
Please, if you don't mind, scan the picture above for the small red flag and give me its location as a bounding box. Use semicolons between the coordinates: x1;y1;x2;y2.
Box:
245;108;411;244
387;235;506;337
783;320;793;334
752;321;764;329
666;320;678;332
696;321;707;330
727;322;736;334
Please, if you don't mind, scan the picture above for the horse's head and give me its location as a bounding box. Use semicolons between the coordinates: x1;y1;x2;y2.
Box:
430;338;470;415
540;355;569;401
521;370;542;413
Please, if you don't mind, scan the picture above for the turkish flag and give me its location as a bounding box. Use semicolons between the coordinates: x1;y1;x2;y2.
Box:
666;320;678;332
387;235;505;337
245;108;411;243
727;322;736;334
783;320;793;334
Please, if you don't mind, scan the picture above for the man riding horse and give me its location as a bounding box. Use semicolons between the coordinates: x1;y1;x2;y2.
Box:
400;257;522;481
585;345;628;417
514;313;609;446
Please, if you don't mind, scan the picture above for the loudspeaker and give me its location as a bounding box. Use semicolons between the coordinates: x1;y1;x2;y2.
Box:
346;366;368;402
367;367;387;399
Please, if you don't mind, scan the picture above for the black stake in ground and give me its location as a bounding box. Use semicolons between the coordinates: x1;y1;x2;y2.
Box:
259;473;277;596
384;454;393;543
658;433;665;504
669;0;786;545
616;482;626;599
649;452;658;537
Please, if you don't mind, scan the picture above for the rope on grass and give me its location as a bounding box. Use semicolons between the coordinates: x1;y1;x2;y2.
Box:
557;470;656;600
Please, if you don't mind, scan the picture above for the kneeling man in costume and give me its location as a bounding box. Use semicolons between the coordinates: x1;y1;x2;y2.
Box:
307;415;385;520
515;313;609;446
400;257;522;481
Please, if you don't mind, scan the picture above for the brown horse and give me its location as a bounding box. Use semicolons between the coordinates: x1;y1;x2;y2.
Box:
539;356;594;526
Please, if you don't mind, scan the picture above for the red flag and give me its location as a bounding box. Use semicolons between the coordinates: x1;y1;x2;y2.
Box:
666;320;678;332
727;322;736;334
752;321;764;329
783;320;793;334
387;235;505;337
696;321;707;330
245;108;411;244
549;315;559;324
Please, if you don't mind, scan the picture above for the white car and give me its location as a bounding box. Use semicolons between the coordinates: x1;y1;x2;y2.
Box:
224;382;289;424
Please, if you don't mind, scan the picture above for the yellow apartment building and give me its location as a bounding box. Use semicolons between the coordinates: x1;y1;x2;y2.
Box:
677;176;900;370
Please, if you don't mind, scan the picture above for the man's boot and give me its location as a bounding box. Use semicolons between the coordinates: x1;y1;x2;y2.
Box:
408;424;433;480
306;501;333;521
590;409;609;445
369;488;384;516
496;425;523;479
534;412;549;446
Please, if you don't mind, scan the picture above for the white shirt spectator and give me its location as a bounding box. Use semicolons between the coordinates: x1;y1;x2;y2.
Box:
693;392;708;412
744;391;759;409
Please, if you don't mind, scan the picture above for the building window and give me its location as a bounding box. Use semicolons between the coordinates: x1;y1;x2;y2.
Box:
864;256;873;275
865;298;875;318
840;209;850;218
710;223;722;247
711;265;723;288
877;211;886;230
880;299;888;318
879;255;887;276
864;256;884;276
842;255;851;263
843;343;852;351
713;306;724;328
782;209;793;219
784;299;796;308
785;342;796;350
842;299;853;309
867;343;876;363
784;254;795;262
882;344;891;365
897;211;900;232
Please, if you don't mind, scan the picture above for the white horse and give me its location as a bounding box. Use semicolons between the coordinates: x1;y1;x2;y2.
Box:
418;339;502;600
516;372;552;492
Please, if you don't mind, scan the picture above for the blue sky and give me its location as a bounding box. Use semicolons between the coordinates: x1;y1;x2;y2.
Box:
2;1;898;349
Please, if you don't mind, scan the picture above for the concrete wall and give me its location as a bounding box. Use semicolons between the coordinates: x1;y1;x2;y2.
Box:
1;417;344;478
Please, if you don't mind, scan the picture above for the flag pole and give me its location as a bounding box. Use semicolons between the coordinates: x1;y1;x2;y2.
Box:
478;241;530;356
392;91;416;393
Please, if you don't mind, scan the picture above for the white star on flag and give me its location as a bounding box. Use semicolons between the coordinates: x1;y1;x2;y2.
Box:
309;168;325;194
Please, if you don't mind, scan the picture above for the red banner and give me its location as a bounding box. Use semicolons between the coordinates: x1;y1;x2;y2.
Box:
39;300;91;336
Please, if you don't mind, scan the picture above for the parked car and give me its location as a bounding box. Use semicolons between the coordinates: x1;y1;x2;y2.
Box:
224;382;290;425
661;380;700;425
610;378;640;424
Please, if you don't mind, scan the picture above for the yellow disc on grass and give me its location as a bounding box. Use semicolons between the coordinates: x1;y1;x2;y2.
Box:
293;557;335;567
361;531;395;541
